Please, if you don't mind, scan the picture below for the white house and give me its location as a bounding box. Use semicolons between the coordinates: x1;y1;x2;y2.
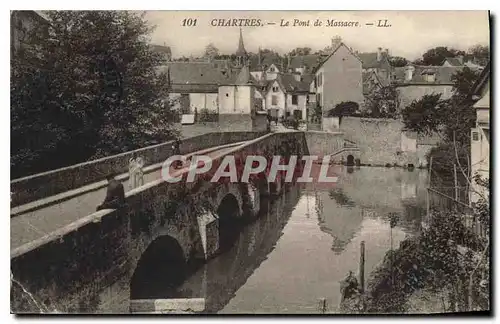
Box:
470;64;490;203
264;72;313;120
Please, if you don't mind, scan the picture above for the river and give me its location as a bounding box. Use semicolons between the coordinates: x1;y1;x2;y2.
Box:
148;166;429;314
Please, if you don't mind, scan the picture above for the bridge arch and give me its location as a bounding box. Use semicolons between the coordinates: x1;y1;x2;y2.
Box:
130;235;188;300
217;193;244;252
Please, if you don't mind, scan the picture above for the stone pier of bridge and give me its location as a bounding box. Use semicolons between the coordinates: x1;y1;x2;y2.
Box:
10;130;358;314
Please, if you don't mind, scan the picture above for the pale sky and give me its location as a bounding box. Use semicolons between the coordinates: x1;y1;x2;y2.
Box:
145;11;490;60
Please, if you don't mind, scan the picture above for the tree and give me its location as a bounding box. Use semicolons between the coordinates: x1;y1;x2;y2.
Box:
416;46;464;66
364;85;400;118
327;101;359;117
389;56;408;67
401;67;480;142
11;11;178;178
467;44;489;66
288;47;312;56
204;43;219;59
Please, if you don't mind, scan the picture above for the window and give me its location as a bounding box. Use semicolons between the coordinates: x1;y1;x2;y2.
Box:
424;74;435;82
316;93;322;106
272;86;279;93
472;131;479;141
270;67;275;72
292;95;298;105
316;72;323;87
285;111;290;117
271;95;278;106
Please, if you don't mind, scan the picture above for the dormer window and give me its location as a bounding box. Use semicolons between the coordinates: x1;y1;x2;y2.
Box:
269;67;275;72
424;73;435;82
272;86;279;92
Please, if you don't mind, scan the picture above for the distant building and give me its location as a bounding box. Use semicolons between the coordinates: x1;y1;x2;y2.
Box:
357;47;392;79
10;10;49;56
314;42;364;116
470;63;490;203
392;65;465;110
442;55;483;69
218;65;256;115
151;44;172;63
265;72;313;120
160;61;235;114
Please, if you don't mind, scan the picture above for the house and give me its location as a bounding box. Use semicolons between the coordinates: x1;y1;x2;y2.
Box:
264;73;313;120
10;11;49;56
314;42;364;116
218;65;256;115
442;56;465;67
470;63;490;203
357;48;392;76
288;54;326;75
442;56;484;69
392;65;464;110
160;61;235;114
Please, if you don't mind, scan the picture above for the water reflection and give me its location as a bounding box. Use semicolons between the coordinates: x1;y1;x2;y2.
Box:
176;184;304;313
150;166;429;314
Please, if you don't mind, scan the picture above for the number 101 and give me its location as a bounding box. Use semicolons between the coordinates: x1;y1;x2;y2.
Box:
182;18;197;27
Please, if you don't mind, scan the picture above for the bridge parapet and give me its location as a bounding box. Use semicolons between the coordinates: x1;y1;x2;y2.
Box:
11;130;351;314
11;131;267;208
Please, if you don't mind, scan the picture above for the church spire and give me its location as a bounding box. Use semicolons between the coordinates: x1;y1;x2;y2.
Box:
236;28;247;57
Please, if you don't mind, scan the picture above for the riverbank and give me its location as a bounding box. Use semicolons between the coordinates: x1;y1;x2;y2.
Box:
340;209;490;314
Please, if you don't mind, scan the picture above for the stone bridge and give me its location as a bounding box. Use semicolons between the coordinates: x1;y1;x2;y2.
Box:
11;130;359;314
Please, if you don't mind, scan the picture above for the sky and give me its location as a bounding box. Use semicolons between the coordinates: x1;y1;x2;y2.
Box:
144;11;490;60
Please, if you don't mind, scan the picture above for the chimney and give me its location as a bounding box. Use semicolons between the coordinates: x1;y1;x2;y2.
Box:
293;73;301;82
385;48;389;57
457;55;464;65
377;47;382;62
405;65;415;81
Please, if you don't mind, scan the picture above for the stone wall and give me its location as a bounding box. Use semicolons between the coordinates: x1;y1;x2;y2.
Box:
11;131;267;207
11;132;308;314
339;117;418;166
304;131;345;159
178;114;268;138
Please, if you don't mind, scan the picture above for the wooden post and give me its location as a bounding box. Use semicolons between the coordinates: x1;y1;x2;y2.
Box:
359;241;365;294
426;188;430;218
319;298;327;314
454;163;459;201
428;156;433;186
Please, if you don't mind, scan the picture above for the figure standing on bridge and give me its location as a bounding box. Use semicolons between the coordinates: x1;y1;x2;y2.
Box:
128;152;145;190
97;173;126;211
172;138;183;169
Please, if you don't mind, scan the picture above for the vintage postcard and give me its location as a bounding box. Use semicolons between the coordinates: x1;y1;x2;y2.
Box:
10;10;490;315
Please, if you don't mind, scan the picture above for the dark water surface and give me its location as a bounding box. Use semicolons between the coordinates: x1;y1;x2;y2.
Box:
144;166;429;314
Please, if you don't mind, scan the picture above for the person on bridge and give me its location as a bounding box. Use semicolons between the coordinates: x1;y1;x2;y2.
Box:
128;152;145;190
172;138;182;169
96;173;125;211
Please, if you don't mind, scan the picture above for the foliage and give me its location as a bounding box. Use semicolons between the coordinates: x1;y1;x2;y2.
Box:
389;56;409;67
204;43;219;58
311;103;323;122
467;45;490;66
401;94;444;135
11;11;179;178
426;142;470;187
364;86;400;119
401;67;481;181
344;206;489;313
414;46;465;66
197;108;219;122
283;116;299;130
288;47;312;56
327;101;359;118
